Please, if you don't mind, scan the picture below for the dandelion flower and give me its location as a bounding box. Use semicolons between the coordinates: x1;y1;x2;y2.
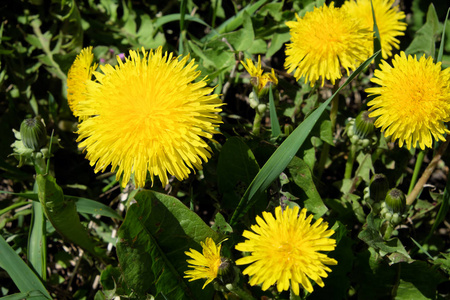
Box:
366;52;450;150
342;0;407;59
285;2;371;87
184;237;222;289
67;47;97;120
241;56;278;92
235;206;337;295
67;47;223;187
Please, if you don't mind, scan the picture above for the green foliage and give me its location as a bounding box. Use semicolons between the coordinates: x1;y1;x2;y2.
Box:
1;0;450;299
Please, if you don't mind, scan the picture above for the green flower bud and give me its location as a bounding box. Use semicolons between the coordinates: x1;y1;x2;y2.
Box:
217;258;235;285
369;174;389;202
20;117;47;151
385;188;406;214
353;110;375;140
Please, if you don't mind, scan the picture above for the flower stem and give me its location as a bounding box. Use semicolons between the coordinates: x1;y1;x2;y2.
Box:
225;283;255;300
317;86;339;178
252;110;263;136
384;223;395;240
344;144;357;179
406;139;450;205
408;149;426;194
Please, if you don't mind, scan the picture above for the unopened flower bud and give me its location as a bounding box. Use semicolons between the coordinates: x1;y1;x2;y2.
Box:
354;110;375;139
369;174;389;202
20;117;47;151
217;258;235;285
385;188;406;214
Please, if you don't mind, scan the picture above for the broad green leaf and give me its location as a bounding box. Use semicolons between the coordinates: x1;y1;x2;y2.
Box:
36;174;101;257
153;14;212;29
211;212;233;235
405;4;440;58
0;235;51;299
287;156;327;217
266;31;290;58
396;261;447;299
229;51;380;226
319;119;333;145
217;137;261;210
358;213;411;263
117;190;219;299
202;0;268;41
223;11;254;51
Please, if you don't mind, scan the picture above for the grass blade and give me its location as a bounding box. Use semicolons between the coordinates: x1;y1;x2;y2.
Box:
437;8;450;63
0;235;51;299
0;191;122;220
229;51;381;226
268;86;281;138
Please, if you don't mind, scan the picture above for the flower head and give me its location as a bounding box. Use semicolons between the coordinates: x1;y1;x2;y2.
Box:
241;56;278;95
285;2;371;86
235;206;337;295
67;47;97;120
366;52;450;150
184;237;223;289
67;47;222;187
342;0;407;59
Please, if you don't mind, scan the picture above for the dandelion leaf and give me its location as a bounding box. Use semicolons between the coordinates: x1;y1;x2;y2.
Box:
117;190;219;299
36;174;101;258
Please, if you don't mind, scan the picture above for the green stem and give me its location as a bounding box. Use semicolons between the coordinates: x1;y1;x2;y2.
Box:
406;138;450;205
384;223;394;240
252;110;263;136
31;21;67;81
344;144;357;179
289;288;303;300
317;86;339;178
0;202;30;216
329;88;340;131
408;150;426;194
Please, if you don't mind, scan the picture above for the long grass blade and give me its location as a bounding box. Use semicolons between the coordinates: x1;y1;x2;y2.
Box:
0;235;51;299
437;8;450;63
268;86;281;138
229;51;381;226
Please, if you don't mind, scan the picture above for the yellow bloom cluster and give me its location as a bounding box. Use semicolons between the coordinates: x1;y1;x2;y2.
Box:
285;0;406;86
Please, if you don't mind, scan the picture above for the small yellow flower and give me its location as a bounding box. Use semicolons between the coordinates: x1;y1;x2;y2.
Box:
366;52;450;150
342;0;407;59
285;2;371;87
184;237;222;289
235;206;337;295
67;47;97;120
67;47;223;187
241;56;278;93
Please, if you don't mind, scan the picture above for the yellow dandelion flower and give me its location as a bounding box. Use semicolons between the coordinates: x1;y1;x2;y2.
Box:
285;2;371;87
67;47;97;120
241;56;278;93
366;52;450;150
235;206;337;295
342;0;407;59
184;237;222;289
68;47;223;187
